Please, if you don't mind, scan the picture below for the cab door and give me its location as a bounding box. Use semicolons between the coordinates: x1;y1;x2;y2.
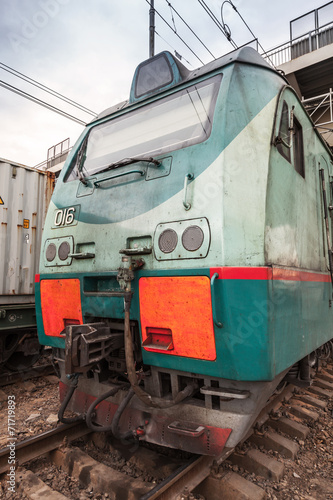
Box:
319;155;333;281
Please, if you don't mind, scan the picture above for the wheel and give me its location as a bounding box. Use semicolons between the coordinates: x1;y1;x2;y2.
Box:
4;334;43;371
0;333;20;366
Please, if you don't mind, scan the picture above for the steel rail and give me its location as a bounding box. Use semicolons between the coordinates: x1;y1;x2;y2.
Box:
0;422;91;475
140;382;299;499
0;364;55;387
140;448;234;500
0;372;324;495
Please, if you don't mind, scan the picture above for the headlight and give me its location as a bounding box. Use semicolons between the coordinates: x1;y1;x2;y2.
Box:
182;225;204;252
154;218;210;260
158;229;178;254
45;237;73;266
46;243;57;262
58;241;71;261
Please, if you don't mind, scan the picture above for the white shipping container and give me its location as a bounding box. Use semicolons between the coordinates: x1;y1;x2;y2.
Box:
0;159;54;305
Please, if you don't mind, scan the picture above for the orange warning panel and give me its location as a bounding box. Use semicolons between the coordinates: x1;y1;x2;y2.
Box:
40;279;83;337
139;276;216;360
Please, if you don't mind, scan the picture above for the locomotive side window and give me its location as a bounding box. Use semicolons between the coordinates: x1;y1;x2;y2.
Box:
67;75;222;180
276;101;291;162
276;102;305;178
293;117;305;178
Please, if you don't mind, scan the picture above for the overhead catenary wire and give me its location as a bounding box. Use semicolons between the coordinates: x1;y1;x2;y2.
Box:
167;1;177;32
165;1;216;60
0;61;97;117
197;0;238;49
220;0;277;69
0;80;87;126
2;1;207;131
0;1;275;131
155;30;192;66
144;0;205;65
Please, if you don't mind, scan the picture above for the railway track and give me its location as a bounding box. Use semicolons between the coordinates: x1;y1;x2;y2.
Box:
0;348;56;388
0;363;55;388
0;422;91;475
0;364;332;499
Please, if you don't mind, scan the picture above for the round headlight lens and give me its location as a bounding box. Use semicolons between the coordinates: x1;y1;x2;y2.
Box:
158;229;178;254
182;225;204;252
58;241;71;261
46;243;57;262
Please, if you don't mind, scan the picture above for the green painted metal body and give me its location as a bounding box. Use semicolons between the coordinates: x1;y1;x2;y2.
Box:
36;268;333;381
35;47;333;382
0;303;36;331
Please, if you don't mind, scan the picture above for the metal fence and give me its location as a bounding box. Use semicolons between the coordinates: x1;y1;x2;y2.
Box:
262;2;333;67
47;137;70;169
302;89;333;126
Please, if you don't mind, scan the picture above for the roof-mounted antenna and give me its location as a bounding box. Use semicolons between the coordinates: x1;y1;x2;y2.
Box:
149;0;155;58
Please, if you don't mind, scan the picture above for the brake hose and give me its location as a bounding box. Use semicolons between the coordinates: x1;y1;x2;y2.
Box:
61;282;197;429
58;374;85;424
111;387;135;440
85;383;127;431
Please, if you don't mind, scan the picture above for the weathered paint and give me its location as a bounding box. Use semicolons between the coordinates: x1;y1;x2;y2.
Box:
0;160;54;303
59;381;232;456
265;86;332;271
35;47;333;385
40;278;82;337
139;276;216;360
36;265;333;381
0;303;36;330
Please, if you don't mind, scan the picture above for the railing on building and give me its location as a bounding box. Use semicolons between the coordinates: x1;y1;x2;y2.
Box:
33;138;71;175
262;2;333;67
47;138;70;170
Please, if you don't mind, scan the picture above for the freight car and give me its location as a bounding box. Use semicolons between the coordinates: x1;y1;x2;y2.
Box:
35;46;333;455
0;160;54;370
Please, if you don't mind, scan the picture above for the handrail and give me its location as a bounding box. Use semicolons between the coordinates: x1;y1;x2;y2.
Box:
94;169;144;187
68;252;95;259
183;173;194;210
210;273;223;329
262;20;333;67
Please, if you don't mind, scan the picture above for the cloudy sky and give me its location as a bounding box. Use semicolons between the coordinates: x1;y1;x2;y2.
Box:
0;0;329;167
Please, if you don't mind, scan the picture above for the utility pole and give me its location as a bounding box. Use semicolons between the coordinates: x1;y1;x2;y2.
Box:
149;0;155;58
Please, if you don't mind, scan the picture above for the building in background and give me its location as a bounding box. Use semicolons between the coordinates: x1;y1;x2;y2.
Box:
0;159;54;369
264;2;333;148
35;137;71;177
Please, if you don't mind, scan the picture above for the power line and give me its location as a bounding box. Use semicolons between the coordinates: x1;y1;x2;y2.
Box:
0;80;86;125
167;1;177;32
197;0;238;49
144;0;204;65
220;1;276;69
165;1;216;60
155;30;192;66
0;61;97;117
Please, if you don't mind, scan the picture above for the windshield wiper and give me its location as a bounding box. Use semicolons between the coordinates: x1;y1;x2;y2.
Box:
97;156;160;175
76;135;89;184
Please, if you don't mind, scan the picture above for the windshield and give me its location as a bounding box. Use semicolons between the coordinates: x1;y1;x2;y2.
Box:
68;74;222;180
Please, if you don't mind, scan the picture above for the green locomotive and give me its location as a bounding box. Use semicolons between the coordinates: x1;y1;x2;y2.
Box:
35;47;333;455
